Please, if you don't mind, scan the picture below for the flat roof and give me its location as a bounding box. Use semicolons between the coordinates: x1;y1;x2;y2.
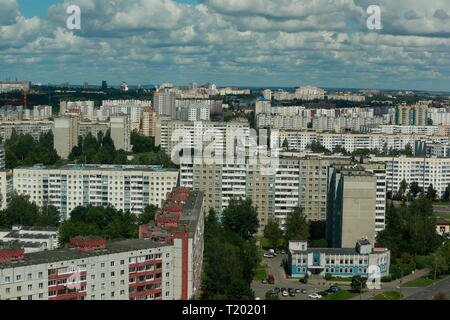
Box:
0;239;170;269
15;164;178;173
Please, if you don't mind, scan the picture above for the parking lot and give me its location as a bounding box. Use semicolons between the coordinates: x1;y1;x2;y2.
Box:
252;252;336;300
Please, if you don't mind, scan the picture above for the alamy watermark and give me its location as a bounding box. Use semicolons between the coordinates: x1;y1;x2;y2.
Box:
66;5;81;30
367;5;382;30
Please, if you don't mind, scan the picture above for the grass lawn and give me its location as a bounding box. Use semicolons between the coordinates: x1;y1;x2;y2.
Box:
434;212;450;220
432;201;450;206
321;290;359;300
253;265;268;281
371;291;403;300
328;277;353;282
403;274;450;287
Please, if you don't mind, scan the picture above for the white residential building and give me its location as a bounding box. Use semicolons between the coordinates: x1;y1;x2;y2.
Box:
13;165;179;220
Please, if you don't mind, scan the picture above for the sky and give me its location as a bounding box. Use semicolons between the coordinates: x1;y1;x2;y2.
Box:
1;0;450;91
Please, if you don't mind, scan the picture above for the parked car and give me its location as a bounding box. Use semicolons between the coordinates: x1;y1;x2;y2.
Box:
308;293;322;299
274;287;281;294
282;291;289;297
267;274;275;284
319;291;328;296
255;297;261;300
261;279;268;284
280;250;286;254
299;278;308;284
288;288;295;293
329;286;341;293
263;253;274;258
266;289;277;296
301;289;307;294
289;291;296;297
295;288;302;294
281;288;287;292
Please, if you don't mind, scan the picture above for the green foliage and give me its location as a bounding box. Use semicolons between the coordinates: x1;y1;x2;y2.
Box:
0;193;60;228
442;183;450;202
350;275;367;293
222;198;259;240
201;208;259;300
263;219;283;249
426;184;437;201
306;140;330;154
69;131;127;165
129;151;178;169
137;205;158;225
58;206;138;245
376;199;441;258
131;131;156;153
285;207;310;243
4;131;60;169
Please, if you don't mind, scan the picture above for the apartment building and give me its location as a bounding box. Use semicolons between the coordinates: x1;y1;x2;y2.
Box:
288;239;390;278
326;165;377;248
53;116;132;159
395;104;429;126
273;131;450;154
180;155;352;233
0;237;174;300
140;108;157;137
155;118;250;157
13;164;179;220
0;145;4;170
0;120;53;142
369;156;450;198
139;188;205;300
0;170;12;210
360;162;387;232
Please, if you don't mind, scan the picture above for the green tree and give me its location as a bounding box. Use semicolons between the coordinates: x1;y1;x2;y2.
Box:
222;198;259;240
442;183;450;202
351;275;367;293
409;181;421;198
137;205;158;225
426;184;437;201
399;179;408;198
285;207;309;243
263;219;283;249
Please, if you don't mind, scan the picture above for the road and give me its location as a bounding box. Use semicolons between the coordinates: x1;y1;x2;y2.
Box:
251;253;347;300
403;276;450;300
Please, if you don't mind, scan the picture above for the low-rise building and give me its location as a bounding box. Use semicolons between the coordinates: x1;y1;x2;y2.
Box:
0;225;59;253
288;239;390;278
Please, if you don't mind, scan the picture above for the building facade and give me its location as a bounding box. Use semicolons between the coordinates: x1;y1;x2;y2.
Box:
13;165;179;220
288;240;390;278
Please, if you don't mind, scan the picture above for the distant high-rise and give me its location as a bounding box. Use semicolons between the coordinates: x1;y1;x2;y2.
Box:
102;81;108;90
53;117;79;159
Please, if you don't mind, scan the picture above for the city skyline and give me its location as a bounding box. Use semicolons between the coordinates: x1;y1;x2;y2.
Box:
0;0;450;91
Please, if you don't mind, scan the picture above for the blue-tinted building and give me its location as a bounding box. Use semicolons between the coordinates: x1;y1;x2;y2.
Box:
288;239;390;278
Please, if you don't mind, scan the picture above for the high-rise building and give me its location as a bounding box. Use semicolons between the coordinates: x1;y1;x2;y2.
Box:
326;165;377;248
140;108;157;137
53;117;79;159
110;116;131;152
395;104;429;126
13;164;179;220
153;91;176;117
102;81;108;90
255;97;271;115
0;145;5;170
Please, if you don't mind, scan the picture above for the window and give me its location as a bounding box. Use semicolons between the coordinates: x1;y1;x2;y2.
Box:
17;286;21;292
6;288;10;294
27;273;32;280
16;275;21;281
110;261;115;267
48;280;56;286
38;272;43;279
39;293;43;299
28;284;32;291
38;283;43;289
5;276;10;283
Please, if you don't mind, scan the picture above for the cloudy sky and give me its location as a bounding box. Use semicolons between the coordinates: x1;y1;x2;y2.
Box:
1;0;450;91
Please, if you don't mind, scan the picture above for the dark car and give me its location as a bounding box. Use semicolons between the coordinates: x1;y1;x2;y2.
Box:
329;286;341;292
288;288;295;293
301;289;307;294
319;291;328;296
266;289;277;296
299;278;308;284
274;288;281;294
289;291;296;297
281;288;287;292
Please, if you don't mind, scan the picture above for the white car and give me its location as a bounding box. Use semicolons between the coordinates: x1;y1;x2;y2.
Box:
263;253;274;258
282;291;289;297
308;293;322;299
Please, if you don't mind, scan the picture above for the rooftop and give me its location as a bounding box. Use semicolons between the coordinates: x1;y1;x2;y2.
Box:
15;164;178;173
0;239;170;268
